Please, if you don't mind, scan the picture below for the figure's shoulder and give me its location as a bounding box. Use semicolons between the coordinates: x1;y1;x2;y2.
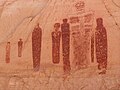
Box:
52;31;55;35
61;24;64;26
52;31;55;33
95;28;99;34
67;23;70;25
58;31;61;33
38;27;42;31
61;24;69;28
102;27;106;30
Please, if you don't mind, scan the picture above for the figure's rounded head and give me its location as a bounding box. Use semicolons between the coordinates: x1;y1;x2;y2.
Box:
36;23;39;26
96;18;103;26
54;23;60;28
19;38;22;41
7;42;10;44
63;18;68;23
35;23;40;28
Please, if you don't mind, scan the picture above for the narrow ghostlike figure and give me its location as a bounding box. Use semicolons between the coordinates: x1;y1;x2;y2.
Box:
32;23;42;71
61;19;71;74
95;18;108;74
6;42;10;63
52;23;61;64
18;39;23;57
91;34;94;63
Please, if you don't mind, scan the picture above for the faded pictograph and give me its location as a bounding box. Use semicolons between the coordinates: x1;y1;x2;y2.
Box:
69;1;94;70
6;42;11;63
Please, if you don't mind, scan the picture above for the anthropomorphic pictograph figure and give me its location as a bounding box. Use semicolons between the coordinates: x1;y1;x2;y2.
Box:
18;39;23;57
6;42;11;63
52;23;61;64
32;23;42;71
95;18;108;74
91;34;94;63
61;19;71;74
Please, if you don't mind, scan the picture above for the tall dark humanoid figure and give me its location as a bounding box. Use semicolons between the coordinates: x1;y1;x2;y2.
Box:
52;23;61;64
32;23;42;71
95;18;108;74
61;19;71;74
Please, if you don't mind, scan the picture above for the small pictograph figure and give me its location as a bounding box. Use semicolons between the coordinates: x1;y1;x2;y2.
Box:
6;42;11;63
18;38;23;57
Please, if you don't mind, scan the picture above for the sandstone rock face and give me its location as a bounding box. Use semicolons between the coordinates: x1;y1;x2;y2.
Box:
0;0;120;90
